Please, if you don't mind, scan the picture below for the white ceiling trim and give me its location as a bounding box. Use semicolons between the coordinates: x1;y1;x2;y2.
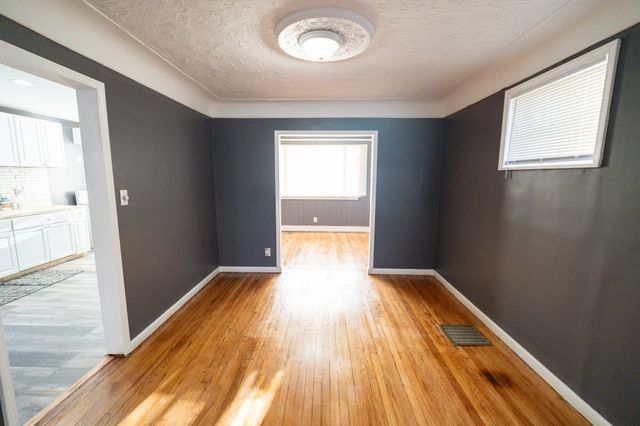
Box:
209;100;443;118
440;0;640;117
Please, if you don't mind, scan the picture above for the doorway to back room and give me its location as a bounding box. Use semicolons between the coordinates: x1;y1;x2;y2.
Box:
275;131;378;270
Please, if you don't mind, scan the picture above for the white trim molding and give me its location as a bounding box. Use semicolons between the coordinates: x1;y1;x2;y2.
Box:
368;268;435;276
210;100;443;118
432;271;612;426
282;225;369;233
129;267;221;351
218;266;282;273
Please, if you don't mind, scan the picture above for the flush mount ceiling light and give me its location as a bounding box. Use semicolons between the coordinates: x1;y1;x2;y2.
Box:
276;7;374;62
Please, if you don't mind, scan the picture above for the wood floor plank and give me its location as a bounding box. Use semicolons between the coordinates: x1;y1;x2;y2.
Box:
32;232;587;425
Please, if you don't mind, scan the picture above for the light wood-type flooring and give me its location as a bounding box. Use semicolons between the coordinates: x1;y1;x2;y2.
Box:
33;232;586;425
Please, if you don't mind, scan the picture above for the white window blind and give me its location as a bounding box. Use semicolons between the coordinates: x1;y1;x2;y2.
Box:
499;40;619;170
279;135;369;198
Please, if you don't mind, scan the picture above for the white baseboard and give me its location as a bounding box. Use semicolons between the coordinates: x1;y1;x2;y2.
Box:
129;267;221;352
281;225;369;233
219;266;282;273
368;268;435;276
432;271;611;426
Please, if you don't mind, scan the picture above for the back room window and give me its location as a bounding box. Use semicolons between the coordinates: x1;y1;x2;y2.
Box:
278;133;371;199
498;39;620;170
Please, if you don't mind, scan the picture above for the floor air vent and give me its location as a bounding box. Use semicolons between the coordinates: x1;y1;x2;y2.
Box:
440;324;491;346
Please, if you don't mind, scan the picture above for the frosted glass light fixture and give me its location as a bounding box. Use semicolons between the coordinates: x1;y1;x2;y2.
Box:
299;31;343;61
276;7;374;62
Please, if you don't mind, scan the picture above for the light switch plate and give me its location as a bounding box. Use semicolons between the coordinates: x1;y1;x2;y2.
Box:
120;189;129;206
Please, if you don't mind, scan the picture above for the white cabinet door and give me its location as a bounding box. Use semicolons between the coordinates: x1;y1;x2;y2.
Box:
39;121;65;167
14;226;49;270
0;112;19;166
0;232;19;278
46;222;75;261
74;219;91;254
14;116;42;166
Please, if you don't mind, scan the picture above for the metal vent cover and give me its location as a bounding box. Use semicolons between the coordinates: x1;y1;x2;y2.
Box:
440;324;491;346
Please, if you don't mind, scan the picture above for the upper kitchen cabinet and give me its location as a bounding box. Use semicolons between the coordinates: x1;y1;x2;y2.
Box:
39;120;66;167
0;112;65;167
0;112;19;165
14;115;42;166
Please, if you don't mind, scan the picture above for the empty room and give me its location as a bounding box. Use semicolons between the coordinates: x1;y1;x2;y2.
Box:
0;1;638;425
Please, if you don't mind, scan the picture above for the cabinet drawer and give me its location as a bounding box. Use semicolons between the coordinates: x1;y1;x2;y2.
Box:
0;219;11;233
12;211;73;231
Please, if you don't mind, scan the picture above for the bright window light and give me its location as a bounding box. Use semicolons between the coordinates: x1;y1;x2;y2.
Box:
279;140;368;199
498;39;620;170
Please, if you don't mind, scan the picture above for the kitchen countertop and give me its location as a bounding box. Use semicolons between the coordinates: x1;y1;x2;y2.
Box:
0;205;86;220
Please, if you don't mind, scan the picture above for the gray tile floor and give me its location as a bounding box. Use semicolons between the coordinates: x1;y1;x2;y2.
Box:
0;253;105;424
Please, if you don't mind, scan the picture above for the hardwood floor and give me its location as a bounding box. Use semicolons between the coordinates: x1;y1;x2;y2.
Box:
34;232;585;425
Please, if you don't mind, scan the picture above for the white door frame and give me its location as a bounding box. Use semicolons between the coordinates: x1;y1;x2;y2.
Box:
274;130;378;270
0;39;131;361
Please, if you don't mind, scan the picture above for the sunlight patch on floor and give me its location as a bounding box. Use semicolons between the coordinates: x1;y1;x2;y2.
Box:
216;370;284;426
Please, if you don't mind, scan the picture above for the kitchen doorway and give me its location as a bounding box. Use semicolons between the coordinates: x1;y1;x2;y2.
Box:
0;40;129;425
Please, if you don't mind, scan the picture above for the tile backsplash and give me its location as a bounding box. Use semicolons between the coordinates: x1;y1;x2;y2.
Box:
0;167;52;208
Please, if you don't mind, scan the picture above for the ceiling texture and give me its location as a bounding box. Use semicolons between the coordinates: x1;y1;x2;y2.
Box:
83;0;602;101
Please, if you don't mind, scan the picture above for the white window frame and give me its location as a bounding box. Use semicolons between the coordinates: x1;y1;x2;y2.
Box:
498;39;620;171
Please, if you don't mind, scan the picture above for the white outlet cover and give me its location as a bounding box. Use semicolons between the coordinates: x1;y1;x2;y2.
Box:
264;248;271;257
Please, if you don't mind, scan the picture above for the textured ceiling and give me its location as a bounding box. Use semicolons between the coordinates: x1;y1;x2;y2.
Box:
84;0;592;101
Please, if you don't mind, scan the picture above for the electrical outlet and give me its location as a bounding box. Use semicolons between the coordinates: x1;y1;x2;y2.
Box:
264;248;271;257
313;216;318;223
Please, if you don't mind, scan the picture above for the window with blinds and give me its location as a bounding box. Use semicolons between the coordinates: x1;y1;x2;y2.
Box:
498;39;619;170
278;133;370;199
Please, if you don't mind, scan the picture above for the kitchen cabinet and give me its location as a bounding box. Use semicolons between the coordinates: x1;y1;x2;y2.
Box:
74;217;91;254
0;113;65;167
14;226;49;271
0;209;88;278
0;112;19;166
14;115;42;166
0;231;19;277
39;120;66;167
46;221;76;260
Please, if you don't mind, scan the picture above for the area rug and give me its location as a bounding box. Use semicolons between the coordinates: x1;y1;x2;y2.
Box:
0;269;83;306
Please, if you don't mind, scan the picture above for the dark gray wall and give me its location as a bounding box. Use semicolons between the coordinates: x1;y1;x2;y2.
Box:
47;126;87;205
436;24;640;425
212;118;443;268
281;140;371;227
0;15;219;338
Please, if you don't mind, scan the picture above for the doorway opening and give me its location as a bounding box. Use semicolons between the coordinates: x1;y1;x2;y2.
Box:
0;40;129;425
274;131;378;270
